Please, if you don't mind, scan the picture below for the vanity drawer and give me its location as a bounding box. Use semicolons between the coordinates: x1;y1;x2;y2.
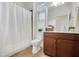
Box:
44;32;74;40
57;34;74;40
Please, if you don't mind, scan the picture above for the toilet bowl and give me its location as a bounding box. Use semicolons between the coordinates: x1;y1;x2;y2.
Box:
31;39;42;54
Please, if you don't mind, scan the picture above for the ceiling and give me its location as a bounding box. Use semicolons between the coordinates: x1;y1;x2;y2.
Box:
15;2;72;11
15;2;33;10
15;2;44;10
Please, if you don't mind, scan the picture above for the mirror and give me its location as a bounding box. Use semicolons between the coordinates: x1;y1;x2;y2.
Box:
36;2;79;34
47;2;78;32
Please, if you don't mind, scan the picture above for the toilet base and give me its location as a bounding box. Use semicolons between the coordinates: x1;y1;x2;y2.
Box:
32;46;41;54
31;39;42;54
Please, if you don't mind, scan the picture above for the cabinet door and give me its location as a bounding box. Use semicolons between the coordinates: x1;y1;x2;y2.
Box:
57;39;74;57
44;37;56;56
74;41;79;56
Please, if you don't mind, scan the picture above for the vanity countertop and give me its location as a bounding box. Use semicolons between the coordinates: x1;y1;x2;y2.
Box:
44;31;79;34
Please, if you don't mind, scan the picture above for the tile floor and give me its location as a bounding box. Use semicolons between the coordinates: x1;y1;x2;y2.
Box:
11;46;48;57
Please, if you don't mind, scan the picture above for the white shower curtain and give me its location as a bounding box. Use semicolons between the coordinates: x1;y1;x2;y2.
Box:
0;2;32;56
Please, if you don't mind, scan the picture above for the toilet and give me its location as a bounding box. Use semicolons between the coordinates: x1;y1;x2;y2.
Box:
31;38;42;54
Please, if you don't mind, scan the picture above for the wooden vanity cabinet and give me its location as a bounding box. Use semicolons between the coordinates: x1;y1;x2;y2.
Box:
57;39;74;57
44;32;79;57
44;37;56;56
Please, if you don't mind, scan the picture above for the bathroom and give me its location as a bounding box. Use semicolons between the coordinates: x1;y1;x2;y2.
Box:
0;2;79;57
